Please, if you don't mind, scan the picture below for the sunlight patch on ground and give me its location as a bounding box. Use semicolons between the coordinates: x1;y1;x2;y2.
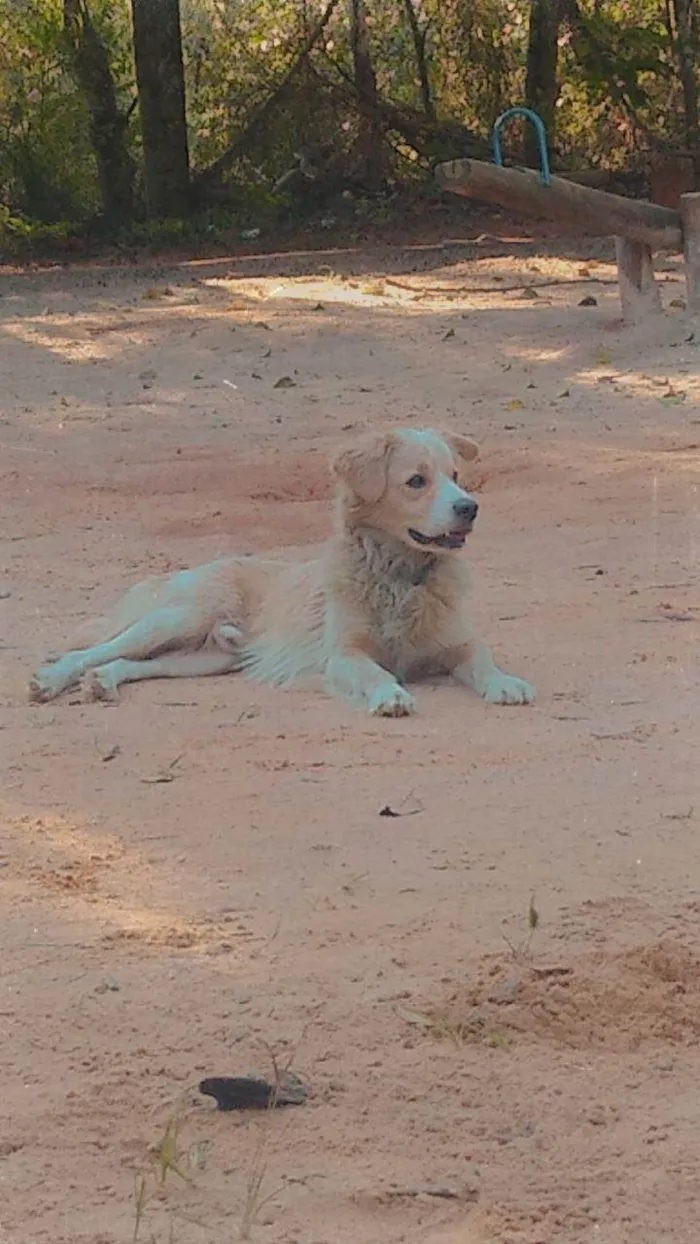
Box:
0;301;244;362
1;804;252;957
573;361;700;404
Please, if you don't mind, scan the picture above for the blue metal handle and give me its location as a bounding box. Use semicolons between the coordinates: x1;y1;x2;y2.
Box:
492;107;551;186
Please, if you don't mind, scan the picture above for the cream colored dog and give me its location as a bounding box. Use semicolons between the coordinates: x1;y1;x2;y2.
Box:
29;427;534;715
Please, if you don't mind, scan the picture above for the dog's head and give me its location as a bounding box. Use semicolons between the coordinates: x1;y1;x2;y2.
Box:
332;427;480;553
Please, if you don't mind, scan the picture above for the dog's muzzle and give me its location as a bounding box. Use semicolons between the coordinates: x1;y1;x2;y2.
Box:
408;498;478;550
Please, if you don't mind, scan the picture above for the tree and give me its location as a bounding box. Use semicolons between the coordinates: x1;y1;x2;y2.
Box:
130;0;189;217
63;0;135;222
671;0;699;161
524;0;560;167
402;0;435;120
348;0;385;188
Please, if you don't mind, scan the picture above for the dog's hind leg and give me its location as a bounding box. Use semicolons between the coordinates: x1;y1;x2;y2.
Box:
84;648;241;702
29;605;203;703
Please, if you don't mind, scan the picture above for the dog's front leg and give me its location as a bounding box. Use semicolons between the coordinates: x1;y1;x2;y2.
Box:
325;649;415;717
452;640;535;706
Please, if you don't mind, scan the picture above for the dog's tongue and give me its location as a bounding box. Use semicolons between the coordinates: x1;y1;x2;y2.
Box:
436;531;467;548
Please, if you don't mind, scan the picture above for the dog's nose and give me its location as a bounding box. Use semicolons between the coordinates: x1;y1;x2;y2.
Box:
453;498;478;522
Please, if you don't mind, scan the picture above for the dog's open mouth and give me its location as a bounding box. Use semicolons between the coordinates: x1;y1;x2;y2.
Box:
408;527;471;550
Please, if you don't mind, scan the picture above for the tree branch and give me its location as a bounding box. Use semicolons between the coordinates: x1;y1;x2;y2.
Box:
192;0;340;192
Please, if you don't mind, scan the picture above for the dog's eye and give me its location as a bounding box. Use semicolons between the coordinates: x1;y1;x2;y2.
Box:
406;474;427;489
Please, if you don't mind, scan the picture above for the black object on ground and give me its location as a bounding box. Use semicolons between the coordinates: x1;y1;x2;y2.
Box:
199;1073;308;1111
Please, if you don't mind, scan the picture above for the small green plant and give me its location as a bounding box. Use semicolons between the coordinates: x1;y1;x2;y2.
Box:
132;1172;148;1244
239;1124;275;1242
131;1045;301;1242
131;1111;192;1243
158;1114;191;1186
397;1004;510;1049
237;1043;301;1239
502;892;541;964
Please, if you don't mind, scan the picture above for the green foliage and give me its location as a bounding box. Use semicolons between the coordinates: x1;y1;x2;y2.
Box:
0;0;137;222
0;0;697;237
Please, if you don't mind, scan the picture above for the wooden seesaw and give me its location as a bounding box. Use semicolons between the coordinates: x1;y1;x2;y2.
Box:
435;107;700;323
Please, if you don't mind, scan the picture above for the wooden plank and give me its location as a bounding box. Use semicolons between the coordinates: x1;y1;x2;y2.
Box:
435;159;682;251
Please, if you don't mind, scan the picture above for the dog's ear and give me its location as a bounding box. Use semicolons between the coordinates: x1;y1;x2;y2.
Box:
443;431;480;466
332;431;395;503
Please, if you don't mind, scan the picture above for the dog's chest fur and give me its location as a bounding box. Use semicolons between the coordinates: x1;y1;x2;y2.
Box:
342;533;466;675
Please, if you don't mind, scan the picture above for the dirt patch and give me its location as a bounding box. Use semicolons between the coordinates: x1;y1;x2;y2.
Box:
2;236;700;1244
422;937;700;1052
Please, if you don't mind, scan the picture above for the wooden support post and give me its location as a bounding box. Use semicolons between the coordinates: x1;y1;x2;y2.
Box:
614;238;662;321
435;158;683;250
680;192;700;315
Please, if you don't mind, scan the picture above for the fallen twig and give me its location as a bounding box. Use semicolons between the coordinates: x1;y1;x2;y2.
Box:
385;1183;478;1202
383;276;620;297
140;753;185;784
379;790;424;818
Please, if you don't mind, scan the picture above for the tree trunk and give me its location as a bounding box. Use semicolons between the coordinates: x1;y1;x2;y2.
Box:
402;0;435;120
348;0;385;189
131;0;189;218
63;0;135;223
524;0;560;167
672;0;699;161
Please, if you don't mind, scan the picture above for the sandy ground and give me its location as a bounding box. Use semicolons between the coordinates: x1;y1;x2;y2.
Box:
2;230;700;1244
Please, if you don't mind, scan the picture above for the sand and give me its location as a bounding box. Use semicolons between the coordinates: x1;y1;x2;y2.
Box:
2;230;700;1243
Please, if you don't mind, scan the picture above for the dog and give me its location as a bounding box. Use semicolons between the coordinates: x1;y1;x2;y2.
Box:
28;427;534;716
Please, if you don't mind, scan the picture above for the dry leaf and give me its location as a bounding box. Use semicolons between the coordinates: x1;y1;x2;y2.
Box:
273;376;296;389
396;1006;434;1028
505;398;524;411
143;286;173;300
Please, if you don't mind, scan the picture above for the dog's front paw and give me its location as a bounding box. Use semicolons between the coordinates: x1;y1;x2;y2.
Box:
368;683;416;717
483;671;535;706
